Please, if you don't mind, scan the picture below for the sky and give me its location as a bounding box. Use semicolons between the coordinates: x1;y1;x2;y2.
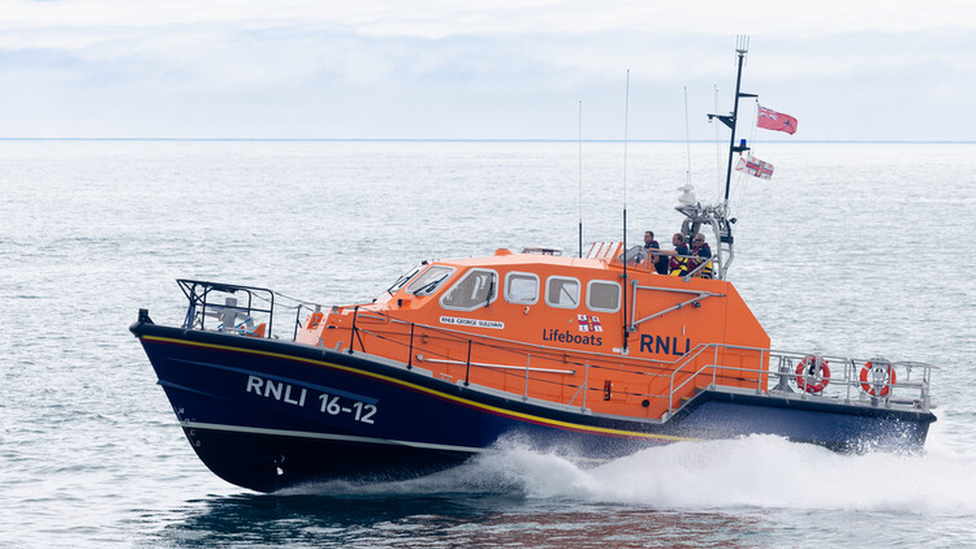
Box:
1;0;974;141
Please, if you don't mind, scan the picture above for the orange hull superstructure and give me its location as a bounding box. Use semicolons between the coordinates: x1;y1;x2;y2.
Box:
296;245;770;420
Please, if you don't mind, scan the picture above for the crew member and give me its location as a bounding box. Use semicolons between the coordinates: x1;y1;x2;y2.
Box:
689;233;714;279
643;231;669;274
653;233;690;276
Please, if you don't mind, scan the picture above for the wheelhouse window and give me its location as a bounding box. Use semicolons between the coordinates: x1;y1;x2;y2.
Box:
440;269;498;311
504;272;539;305
587;280;621;313
406;265;455;296
545;276;580;309
387;262;427;294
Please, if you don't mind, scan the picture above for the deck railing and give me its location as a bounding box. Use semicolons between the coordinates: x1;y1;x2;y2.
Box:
664;344;935;417
178;279;276;337
329;308;936;417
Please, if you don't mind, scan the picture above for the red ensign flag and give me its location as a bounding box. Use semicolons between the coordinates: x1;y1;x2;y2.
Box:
757;105;798;135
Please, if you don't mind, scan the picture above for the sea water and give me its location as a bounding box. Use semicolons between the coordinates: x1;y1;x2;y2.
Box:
1;139;975;548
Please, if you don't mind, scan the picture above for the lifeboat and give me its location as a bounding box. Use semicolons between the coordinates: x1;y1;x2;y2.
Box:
129;44;937;493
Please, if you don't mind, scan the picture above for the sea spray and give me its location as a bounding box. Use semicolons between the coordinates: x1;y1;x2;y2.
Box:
288;434;976;516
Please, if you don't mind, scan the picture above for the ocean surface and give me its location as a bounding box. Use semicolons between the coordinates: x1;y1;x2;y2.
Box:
2;139;975;548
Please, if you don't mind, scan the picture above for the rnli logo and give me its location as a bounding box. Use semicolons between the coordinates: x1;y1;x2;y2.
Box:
577;315;603;332
639;334;692;357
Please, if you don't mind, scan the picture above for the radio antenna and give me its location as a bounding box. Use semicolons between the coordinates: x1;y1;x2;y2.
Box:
707;35;753;203
578;100;583;259
622;69;630;355
684;86;692;186
713;84;723;196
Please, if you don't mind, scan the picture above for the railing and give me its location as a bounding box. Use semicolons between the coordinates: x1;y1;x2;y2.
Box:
664;344;935;417
326;308;936;417
178;279;330;341
335;309;673;413
179;279;276;337
586;241;717;281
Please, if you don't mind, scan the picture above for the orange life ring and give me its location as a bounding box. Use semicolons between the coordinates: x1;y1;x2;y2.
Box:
860;361;896;397
795;355;830;394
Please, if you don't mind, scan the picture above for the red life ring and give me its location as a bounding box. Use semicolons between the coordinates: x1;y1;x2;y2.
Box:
860;361;896;397
795;355;830;393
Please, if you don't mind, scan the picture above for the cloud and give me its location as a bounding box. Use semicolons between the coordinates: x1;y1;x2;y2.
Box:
1;0;974;139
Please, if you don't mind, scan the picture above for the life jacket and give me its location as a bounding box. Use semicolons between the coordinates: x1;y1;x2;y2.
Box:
690;243;714;279
669;245;690;276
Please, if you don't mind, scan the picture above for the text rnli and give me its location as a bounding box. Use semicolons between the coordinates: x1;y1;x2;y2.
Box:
639;334;692;357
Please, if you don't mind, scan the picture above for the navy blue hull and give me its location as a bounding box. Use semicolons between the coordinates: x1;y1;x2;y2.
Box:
132;322;935;492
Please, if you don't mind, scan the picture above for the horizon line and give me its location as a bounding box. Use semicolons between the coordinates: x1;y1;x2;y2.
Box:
1;137;974;145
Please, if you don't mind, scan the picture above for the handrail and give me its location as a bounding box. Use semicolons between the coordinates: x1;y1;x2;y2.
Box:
666;343;936;416
346;306;687;372
178;279;275;338
334;309;935;415
629;288;724;328
420;357;575;375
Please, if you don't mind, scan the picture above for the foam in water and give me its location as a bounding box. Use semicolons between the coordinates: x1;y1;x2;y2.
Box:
290;434;976;516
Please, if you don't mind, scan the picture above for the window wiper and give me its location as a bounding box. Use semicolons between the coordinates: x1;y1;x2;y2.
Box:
387;273;412;296
386;261;428;296
484;275;495;308
411;274;449;296
561;285;577;305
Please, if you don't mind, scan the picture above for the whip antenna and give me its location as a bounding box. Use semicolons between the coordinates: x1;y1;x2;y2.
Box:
622;69;630;355
713;84;723;195
578;100;583;258
623;70;629;212
684;86;692;186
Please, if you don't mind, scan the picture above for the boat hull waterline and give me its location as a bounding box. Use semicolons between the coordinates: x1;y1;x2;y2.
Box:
132;321;934;493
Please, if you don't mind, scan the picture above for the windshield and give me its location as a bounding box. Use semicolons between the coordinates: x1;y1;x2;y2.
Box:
387;262;427;295
440;269;497;310
405;265;455;296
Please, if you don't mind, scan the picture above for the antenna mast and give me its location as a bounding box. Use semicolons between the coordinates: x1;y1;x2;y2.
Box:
578;100;583;259
683;86;692;186
621;69;630;355
708;35;756;203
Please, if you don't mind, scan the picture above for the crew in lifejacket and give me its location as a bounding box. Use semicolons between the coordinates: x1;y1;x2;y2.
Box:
651;233;691;276
689;233;714;279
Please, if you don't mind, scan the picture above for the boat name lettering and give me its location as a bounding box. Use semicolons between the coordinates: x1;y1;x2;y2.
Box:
318;394;377;424
245;375;378;424
541;328;603;347
439;316;505;329
246;374;307;407
639;335;691;357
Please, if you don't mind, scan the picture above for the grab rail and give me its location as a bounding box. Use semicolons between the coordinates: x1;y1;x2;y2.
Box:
665;344;935;416
178;279;275;338
322;307;936;416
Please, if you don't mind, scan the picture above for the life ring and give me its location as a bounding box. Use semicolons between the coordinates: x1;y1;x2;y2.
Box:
795;355;830;394
860;360;896;397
